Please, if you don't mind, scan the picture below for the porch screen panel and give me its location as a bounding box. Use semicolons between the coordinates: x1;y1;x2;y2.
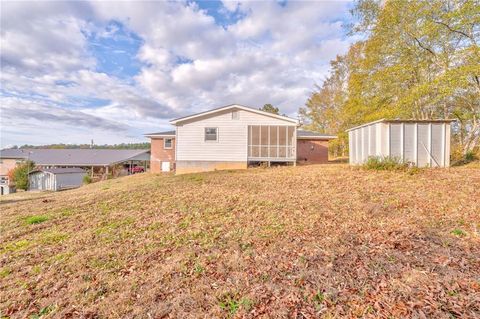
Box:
248;125;295;160
287;126;295;158
269;126;278;158
251;125;260;158
260;126;269;157
248;125;252;157
278;126;287;157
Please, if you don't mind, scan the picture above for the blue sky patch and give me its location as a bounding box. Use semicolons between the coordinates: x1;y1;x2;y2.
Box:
67;96;111;109
54;80;77;87
193;0;245;28
86;20;144;79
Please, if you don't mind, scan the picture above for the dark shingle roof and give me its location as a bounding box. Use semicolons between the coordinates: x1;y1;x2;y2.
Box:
0;149;150;166
144;130;176;137
297;130;337;139
30;168;86;174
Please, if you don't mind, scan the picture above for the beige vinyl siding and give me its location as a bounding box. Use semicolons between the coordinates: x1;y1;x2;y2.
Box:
176;109;296;162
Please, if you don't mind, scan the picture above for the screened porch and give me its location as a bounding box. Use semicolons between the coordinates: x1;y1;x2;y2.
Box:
247;125;296;162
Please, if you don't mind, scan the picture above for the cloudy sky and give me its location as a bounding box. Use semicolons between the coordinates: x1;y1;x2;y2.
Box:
0;0;354;148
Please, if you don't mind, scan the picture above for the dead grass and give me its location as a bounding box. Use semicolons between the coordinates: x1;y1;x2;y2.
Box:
1;164;479;318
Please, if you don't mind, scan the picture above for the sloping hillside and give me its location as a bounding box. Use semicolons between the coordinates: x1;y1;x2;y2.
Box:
1;165;479;318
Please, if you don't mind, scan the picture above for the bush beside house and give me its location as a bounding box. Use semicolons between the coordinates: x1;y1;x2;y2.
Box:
9;160;35;190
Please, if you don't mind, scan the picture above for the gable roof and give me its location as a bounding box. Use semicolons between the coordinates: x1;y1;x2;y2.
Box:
0;149;150;166
144;130;176;138
297;130;337;140
169;104;298;125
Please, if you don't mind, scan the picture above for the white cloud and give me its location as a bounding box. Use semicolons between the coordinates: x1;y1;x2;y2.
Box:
0;0;354;147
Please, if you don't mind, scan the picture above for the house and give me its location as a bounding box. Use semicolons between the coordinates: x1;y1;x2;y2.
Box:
0;149;151;187
29;168;86;191
347;119;454;167
0;152;22;195
146;104;337;174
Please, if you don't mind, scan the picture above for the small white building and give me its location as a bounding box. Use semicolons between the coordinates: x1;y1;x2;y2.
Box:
347;119;454;167
29;168;86;191
0;175;15;195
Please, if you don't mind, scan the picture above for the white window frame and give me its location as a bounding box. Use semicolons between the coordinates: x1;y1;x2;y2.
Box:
164;138;173;149
232;110;239;120
205;127;218;142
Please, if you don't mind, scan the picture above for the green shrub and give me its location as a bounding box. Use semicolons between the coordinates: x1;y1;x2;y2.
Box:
451;149;479;166
218;293;252;316
24;215;49;225
10;160;35;190
451;229;466;237
83;174;92;184
363;156;410;170
465;150;478;162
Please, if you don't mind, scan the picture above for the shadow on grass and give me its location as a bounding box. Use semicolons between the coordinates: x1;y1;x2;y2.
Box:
0;194;51;205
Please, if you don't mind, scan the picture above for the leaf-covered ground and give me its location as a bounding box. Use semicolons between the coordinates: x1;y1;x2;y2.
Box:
1;165;479;318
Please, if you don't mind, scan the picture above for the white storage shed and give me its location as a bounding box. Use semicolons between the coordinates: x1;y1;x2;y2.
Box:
347;119;454;167
29;168;86;191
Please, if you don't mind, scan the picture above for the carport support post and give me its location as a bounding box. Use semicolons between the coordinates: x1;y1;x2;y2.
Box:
91;166;93;178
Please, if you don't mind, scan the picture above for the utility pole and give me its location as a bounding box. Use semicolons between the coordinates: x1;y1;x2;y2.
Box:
26;151;33;191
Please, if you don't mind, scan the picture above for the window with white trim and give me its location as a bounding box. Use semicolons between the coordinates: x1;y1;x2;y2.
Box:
205;127;218;141
232;110;239;120
164;138;173;149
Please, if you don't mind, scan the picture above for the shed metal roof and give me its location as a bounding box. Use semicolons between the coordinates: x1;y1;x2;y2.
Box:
346;119;456;132
30;167;86;174
0;149;150;166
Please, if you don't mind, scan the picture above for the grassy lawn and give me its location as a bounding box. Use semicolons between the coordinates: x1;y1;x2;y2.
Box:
1;164;479;318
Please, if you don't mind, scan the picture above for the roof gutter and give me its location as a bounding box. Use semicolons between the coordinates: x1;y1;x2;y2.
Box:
144;134;176;138
297;135;337;140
